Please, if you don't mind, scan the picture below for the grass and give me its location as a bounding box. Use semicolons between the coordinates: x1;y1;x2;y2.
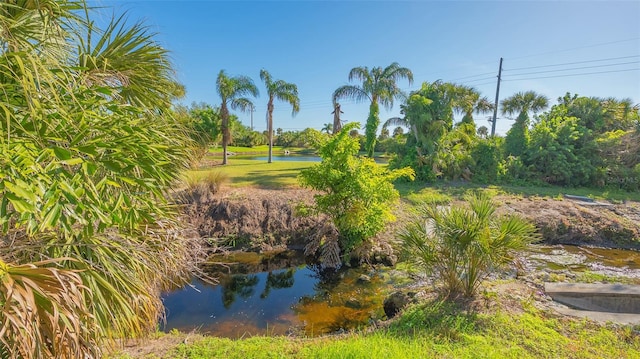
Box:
187;159;315;189
110;302;640;358
149;159;640;358
395;180;640;203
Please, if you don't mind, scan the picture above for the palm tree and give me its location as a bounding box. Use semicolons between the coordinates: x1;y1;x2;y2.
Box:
216;70;259;165
333;62;413;157
400;194;538;298
76;13;184;110
331;101;344;134
260;69;300;163
453;85;494;136
477;125;489;138
501;91;549;121
501;91;549;156
321;123;333;134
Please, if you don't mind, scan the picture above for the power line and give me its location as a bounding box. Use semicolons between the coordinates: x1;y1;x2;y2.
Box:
506;37;640;61
502;68;640;82
450;71;496;81
504;60;640;77
504;55;640;71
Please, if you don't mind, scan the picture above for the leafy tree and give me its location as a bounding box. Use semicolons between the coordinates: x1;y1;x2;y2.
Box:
260;69;300;163
0;1;197;356
470;137;503;183
298;123;414;264
501;91;549;157
216;70;259;164
400;195;538;298
333;63;413;157
527;115;595;186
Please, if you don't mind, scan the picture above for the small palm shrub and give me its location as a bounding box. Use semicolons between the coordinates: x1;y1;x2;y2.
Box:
400;195;538;298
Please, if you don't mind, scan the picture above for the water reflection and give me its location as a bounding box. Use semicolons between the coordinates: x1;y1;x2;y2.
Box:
162;251;388;338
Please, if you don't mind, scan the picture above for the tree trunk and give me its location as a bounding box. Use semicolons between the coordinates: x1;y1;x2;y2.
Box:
221;103;229;165
267;100;274;163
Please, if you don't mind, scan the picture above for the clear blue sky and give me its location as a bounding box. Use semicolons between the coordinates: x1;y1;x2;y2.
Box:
93;1;640;135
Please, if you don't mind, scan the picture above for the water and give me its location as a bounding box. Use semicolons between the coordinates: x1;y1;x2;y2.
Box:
526;245;640;279
162;245;640;338
161;251;389;338
236;155;388;164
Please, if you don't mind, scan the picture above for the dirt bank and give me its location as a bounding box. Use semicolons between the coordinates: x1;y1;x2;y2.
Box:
180;187;640;252
496;196;640;249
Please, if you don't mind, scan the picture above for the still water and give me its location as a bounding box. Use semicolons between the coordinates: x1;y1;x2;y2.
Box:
236;155;388;164
162;251;389;338
162;245;640;338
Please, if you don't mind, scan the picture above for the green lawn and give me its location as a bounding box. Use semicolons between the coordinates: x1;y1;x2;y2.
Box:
187;159;315;189
189;159;640;202
112;303;640;358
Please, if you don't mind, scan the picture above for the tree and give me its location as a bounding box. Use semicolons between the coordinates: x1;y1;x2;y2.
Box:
453;85;494;137
332;102;344;134
321;123;334;134
216;70;259;164
0;1;196;356
501;91;549;157
400;195;538;298
260;69;300;163
333;62;413;157
299;123;415;266
477;125;489;138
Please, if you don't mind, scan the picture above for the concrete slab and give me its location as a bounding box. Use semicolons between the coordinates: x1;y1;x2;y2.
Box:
544;282;640;314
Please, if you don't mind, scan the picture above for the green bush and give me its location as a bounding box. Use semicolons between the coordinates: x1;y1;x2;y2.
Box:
400;194;538;298
299;123;414;264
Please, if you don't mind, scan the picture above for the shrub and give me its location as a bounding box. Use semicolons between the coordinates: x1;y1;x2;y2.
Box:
298;123;414;266
400;194;538;298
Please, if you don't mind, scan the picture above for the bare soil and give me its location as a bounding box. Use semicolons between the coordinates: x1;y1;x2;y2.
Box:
181;187;640;252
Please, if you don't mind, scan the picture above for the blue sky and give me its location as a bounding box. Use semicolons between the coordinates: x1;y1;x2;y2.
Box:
93;1;640;135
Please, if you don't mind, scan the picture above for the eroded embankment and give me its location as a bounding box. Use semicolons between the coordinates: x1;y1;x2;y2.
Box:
179;187;640;252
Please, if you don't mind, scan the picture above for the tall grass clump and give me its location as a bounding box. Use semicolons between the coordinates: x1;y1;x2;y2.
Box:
400;194;538;298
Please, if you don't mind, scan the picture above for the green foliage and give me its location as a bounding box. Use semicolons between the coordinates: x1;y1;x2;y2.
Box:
470;137;503;183
299;123;415;260
504;111;531;157
400;195;538;298
333;63;413;158
527;115;595;186
365;102;381;157
0;1;197;356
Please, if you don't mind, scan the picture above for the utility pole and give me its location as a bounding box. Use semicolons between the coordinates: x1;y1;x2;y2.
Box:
490;57;503;137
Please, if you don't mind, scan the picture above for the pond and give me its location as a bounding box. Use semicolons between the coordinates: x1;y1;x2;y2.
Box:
162;245;640;338
161;250;391;338
235;155;389;164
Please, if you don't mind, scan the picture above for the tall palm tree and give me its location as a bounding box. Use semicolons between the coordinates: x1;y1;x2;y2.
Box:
453;85;494;136
501;91;549;156
500;91;549;122
260;69;300;163
331;101;344;134
333;62;413;157
216;70;259;165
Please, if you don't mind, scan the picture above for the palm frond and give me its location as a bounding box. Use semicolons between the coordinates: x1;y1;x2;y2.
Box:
333;85;370;103
347;66;370;83
231;97;255;113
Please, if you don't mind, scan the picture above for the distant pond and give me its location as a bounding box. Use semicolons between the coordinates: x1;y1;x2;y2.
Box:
235;155;388;164
161;250;392;338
